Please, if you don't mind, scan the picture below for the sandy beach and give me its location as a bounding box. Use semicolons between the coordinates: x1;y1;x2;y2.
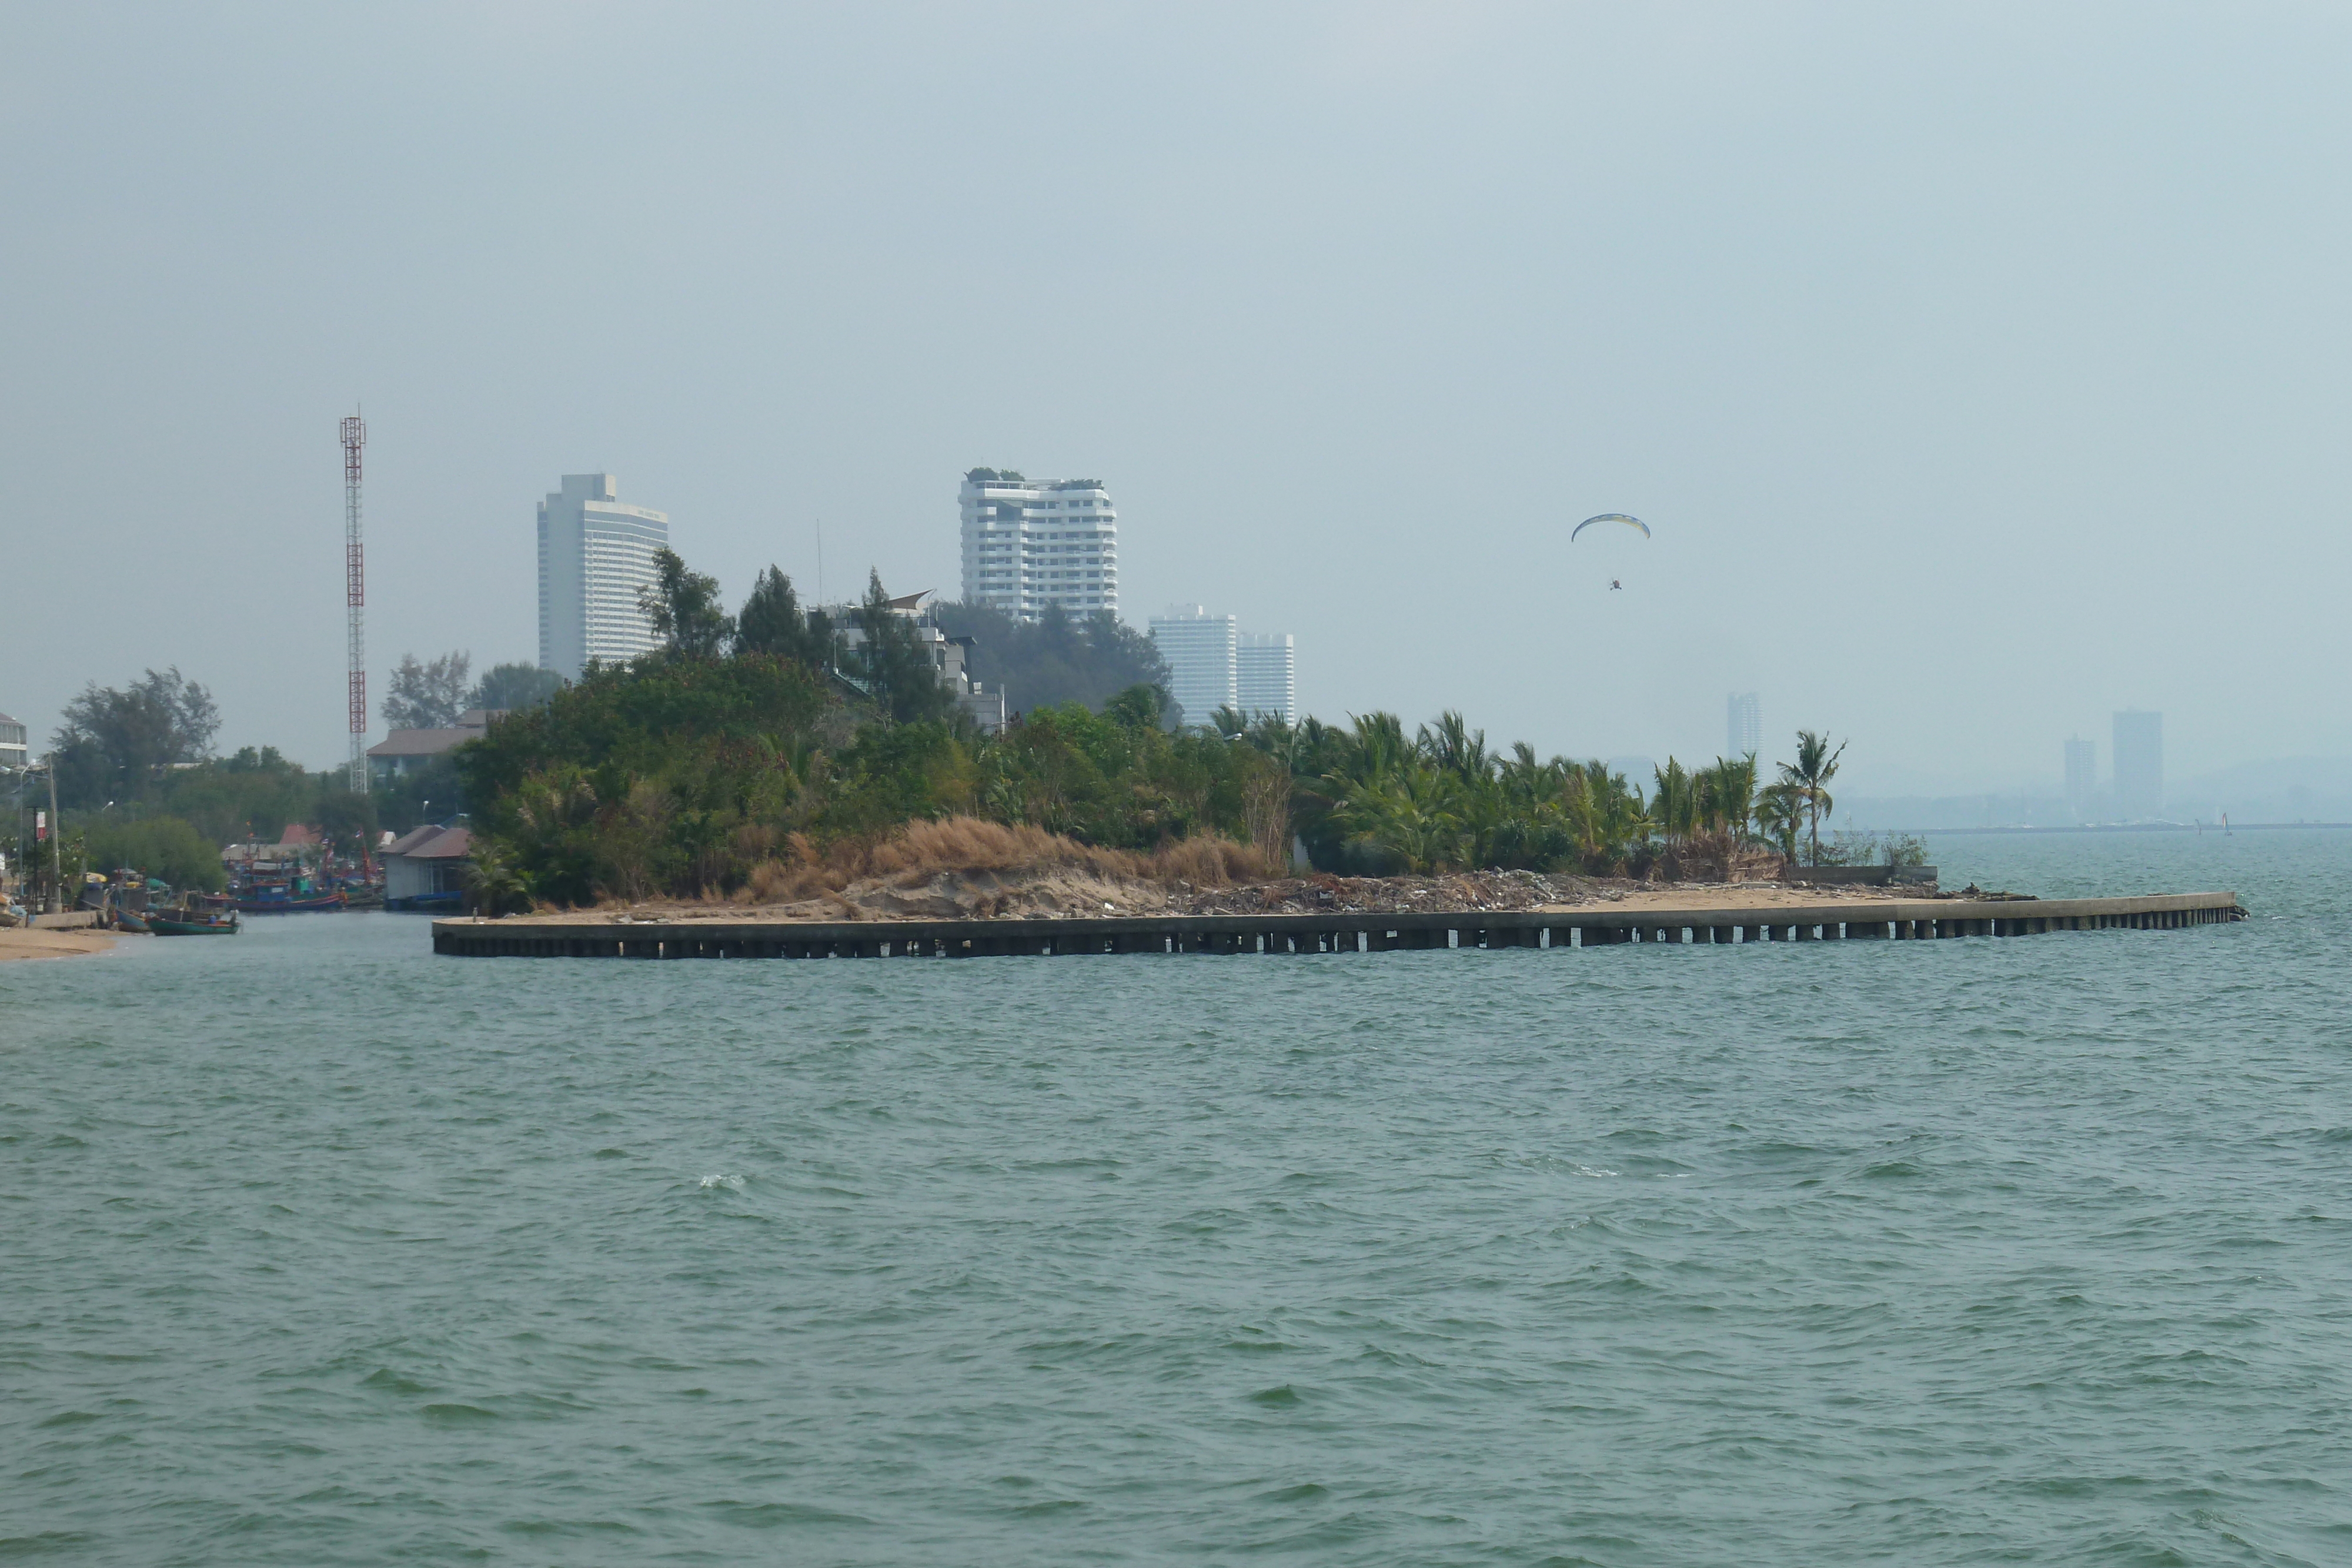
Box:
0;927;120;961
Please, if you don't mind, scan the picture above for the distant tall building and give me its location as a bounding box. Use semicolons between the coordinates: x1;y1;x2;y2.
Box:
1148;611;1295;726
1726;692;1761;758
959;470;1118;621
539;474;667;680
1237;634;1297;724
2064;737;2096;814
1148;607;1237;727
2112;710;2163;818
0;710;25;772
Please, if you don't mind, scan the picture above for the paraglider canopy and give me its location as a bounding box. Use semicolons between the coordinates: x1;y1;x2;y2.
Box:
1571;513;1650;541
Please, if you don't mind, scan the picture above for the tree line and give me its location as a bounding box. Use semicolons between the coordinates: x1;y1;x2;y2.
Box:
12;544;1878;905
453;547;1872;907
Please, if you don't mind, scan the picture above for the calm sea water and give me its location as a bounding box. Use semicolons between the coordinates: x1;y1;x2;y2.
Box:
5;831;2348;1566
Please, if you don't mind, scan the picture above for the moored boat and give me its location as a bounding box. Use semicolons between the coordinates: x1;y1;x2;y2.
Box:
232;890;348;914
152;912;240;936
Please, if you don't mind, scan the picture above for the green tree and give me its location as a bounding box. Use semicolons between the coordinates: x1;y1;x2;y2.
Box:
383;651;472;729
1418;711;1492;783
467;663;564;713
1755;781;1804;866
1701;754;1760;841
1652;758;1696;844
83;815;226;891
463;839;533;917
639;547;734;658
49;667;220;807
1776;730;1847;865
931;599;1172;718
734;566;836;667
849;572;958;726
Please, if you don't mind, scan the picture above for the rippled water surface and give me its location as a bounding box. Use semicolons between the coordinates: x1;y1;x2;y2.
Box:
6;831;2350;1565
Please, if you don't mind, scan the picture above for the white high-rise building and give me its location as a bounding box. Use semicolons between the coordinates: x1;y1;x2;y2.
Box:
539;474;669;680
2064;737;2096;814
959;470;1118;620
1150;610;1298;727
1148;607;1237;727
2113;710;2163;819
1726;691;1760;758
1237;634;1297;724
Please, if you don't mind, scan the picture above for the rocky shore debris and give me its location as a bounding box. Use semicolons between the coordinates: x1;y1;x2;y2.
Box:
562;861;1948;925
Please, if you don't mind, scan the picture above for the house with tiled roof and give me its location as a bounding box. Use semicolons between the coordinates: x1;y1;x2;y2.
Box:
366;709;506;780
382;824;472;911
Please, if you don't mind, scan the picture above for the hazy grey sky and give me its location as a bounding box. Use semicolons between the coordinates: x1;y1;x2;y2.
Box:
6;2;2348;794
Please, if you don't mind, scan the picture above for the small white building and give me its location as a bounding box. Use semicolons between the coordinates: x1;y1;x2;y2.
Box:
0;710;26;772
381;824;472;910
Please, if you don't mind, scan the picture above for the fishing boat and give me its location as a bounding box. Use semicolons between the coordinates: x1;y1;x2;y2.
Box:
114;910;151;934
231;888;348;914
152;912;240;936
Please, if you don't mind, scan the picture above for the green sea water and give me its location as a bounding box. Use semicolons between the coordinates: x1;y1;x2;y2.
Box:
5;830;2347;1565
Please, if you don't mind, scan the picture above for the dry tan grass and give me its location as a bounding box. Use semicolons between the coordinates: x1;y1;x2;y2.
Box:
733;816;1272;904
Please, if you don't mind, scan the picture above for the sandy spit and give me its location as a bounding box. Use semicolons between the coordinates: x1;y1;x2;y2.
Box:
0;927;121;961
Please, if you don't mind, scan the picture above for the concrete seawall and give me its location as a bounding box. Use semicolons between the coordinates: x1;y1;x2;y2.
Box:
433;891;2245;959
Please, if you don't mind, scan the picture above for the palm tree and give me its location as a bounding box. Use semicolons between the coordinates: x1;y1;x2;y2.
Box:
1696;754;1759;842
1755;781;1804;868
463;839;532;918
1569;760;1649;870
1776;730;1847;866
1416;711;1492;783
1652;758;1697;845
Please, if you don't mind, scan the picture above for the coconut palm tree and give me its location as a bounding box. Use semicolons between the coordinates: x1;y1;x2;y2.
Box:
1755;781;1804;868
1569;760;1650;869
1776;730;1847;866
1702;754;1759;842
463;839;533;917
1416;711;1492;783
1652;758;1698;845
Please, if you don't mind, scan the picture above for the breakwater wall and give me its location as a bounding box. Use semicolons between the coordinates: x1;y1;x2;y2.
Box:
433;891;2243;959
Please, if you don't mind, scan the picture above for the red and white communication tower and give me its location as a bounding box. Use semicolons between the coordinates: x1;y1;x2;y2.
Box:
340;413;369;794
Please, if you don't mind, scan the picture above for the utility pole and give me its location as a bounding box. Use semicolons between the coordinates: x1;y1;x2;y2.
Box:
46;760;61;914
342;412;369;794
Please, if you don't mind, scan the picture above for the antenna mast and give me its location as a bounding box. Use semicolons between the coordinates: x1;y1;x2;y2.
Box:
341;413;369;794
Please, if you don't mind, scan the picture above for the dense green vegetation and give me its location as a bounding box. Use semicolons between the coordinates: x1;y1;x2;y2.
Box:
18;553;1884;911
31;664;463;873
82;816;226;891
458;655;1282;905
931;600;1173;719
383;651;563;728
457;636;1880;904
444;549;1878;904
48;667;220;807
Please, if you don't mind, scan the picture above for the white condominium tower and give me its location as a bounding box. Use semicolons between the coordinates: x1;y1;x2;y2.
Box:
960;469;1118;620
1237;634;1296;724
1726;691;1760;758
538;473;669;680
1148;608;1237;726
1149;610;1298;727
